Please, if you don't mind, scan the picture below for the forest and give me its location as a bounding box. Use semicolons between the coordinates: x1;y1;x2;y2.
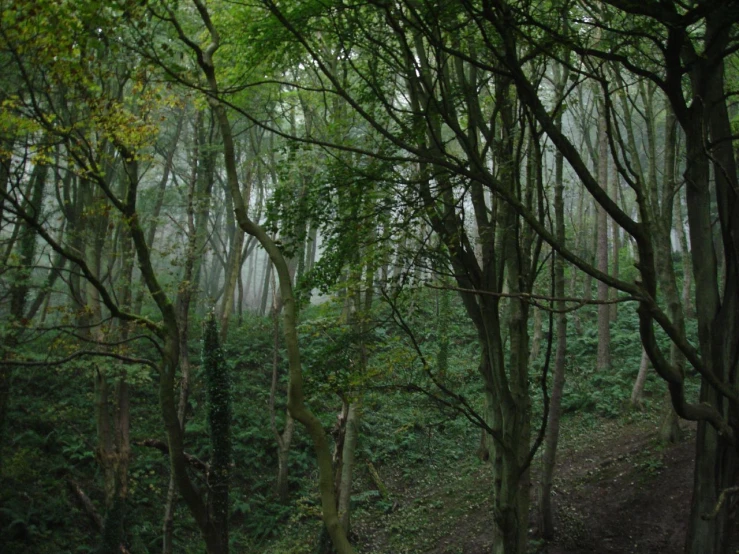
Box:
0;1;737;553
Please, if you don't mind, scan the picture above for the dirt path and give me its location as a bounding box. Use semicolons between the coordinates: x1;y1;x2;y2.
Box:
545;425;694;553
355;420;699;553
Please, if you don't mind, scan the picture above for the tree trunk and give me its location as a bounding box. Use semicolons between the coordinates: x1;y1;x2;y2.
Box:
684;42;739;554
198;34;354;548
338;403;359;533
652;100;683;445
202;314;231;554
674;194;693;319
219;227;245;340
276;413;295;503
307;224;318;272
630;349;650;409
540;61;568;538
530;307;542;361
259;253;272;317
270;288;295;504
161;126;205;553
595;110;611;371
609;176;620;322
581;199;597;307
244;244;258;311
659;394;682;444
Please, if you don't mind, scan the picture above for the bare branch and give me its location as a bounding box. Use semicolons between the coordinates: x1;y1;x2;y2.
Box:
424;282;640;308
0;350;158;371
135;439;209;474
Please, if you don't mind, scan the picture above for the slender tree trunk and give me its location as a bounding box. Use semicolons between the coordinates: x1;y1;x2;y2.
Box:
610;175;620;322
100;215;135;554
275;413;295;503
219;227;245;340
674;194;693;319
259;254;272;317
630;348;650;409
581;199;597;307
596;110;611;371
569;189;586;335
133;113;183;316
540;61;568;538
338;403;359;532
198;36;354;547
530;307;542;361
244;245;257;310
237;263;244;325
270;282;295;503
653;101;683;445
163;137;203;554
307;224;318;271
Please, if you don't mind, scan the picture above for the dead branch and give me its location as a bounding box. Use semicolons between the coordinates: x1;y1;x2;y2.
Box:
367;462;389;500
702;486;739;520
67;480;103;531
0;350;159;370
135;439;209;473
66;480;132;554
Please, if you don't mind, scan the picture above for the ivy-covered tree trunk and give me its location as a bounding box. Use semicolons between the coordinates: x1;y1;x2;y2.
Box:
202;313;231;554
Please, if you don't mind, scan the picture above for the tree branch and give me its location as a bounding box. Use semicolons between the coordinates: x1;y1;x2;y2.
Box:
135;439;209;474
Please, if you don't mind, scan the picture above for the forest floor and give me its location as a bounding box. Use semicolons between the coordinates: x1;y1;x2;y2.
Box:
540;419;694;554
352;414;696;554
